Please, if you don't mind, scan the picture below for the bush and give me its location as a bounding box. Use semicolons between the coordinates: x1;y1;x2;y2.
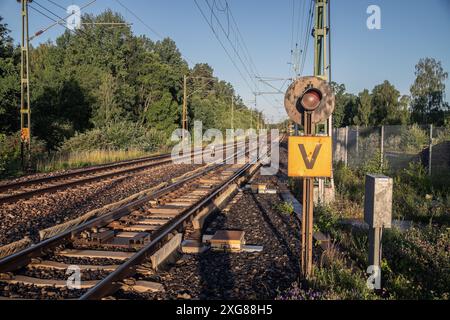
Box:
383;226;450;299
0;133;20;178
312;259;376;300
60;121;168;153
334;161;364;203
393;162;449;223
400;124;428;153
0;133;46;178
359;151;388;175
274;201;294;216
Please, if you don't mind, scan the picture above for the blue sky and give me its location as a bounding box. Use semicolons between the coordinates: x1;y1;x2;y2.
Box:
1;0;449;123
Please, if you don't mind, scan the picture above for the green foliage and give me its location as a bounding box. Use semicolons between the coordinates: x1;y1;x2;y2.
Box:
353;89;372;126
92;73;123;127
0;133;46;178
333;79;415;128
333;162;364;203
0;17;20;135
0;11;259;177
360;151;387;175
145;92;180;135
371;80;406;125
315;193;449;299
312;259;376;300
331;82;357;128
400;124;428;153
0;133;20;177
274;201;294;216
393;162;449;224
435;120;450;144
314;204;339;233
382;226;450;299
60;121;167;153
410;57;449;125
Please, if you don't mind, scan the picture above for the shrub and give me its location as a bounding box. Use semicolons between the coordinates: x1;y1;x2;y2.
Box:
312;255;377;300
400;124;428;153
334;161;364;203
60;121;168;152
359;151;388;175
383;226;450;299
0;133;46;178
274;201;294;216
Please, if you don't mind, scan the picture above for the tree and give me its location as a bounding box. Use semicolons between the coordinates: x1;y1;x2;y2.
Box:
145;91;179;134
331;82;346;127
0;16;20;134
371;80;403;125
93;73;123;127
0;16;13;59
410;57;449;125
331;82;357;127
398;95;411;125
0;9;258;159
354;89;372;126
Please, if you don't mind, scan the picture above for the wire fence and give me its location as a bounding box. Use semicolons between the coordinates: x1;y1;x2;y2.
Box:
333;125;450;175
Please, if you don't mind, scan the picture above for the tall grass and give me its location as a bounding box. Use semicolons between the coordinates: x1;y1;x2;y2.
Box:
36;149;156;172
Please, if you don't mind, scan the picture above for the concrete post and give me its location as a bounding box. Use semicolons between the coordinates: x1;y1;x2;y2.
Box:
364;174;393;289
380;126;384;170
429;124;433;176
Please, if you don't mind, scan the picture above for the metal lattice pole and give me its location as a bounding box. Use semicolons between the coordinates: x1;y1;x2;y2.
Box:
19;0;32;170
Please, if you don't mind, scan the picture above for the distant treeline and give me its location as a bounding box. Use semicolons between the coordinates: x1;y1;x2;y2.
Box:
0;10;263;154
330;57;449;128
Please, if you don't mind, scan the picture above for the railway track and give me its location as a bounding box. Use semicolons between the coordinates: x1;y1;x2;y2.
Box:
0;141;244;205
0;138;277;300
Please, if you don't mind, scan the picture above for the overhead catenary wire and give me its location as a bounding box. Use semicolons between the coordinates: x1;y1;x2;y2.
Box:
113;0;195;66
299;0;314;76
29;1;101;44
226;3;261;80
28;4;76;36
34;0;65;21
204;0;259;93
46;0;66;11
202;0;280;113
194;0;256;94
29;0;97;41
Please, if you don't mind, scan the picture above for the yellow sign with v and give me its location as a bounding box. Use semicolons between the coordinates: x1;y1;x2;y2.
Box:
288;136;332;178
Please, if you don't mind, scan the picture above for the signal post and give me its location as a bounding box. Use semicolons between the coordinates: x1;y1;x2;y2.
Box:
284;76;335;278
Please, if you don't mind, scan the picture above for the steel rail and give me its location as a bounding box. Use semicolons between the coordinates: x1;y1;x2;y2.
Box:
0;141;246;204
80;159;259;300
0;161;227;273
79;136;282;300
0;139;255;273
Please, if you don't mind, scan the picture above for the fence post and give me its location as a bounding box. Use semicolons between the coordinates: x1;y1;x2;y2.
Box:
429;124;433;176
345;126;349;167
356;125;359;157
380;126;384;170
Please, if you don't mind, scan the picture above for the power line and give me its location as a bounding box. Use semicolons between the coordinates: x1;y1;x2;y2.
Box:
227;3;261;79
46;0;66;11
205;0;282;113
299;0;314;76
204;0;259;92
114;0;163;40
34;0;65;21
28;4;75;35
30;1;99;43
113;0;195;66
194;0;256;94
29;0;97;41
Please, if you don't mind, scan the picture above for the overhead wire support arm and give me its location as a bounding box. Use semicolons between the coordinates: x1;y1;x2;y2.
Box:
29;0;97;41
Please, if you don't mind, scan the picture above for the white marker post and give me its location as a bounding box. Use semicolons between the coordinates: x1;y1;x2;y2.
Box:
364;174;393;289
